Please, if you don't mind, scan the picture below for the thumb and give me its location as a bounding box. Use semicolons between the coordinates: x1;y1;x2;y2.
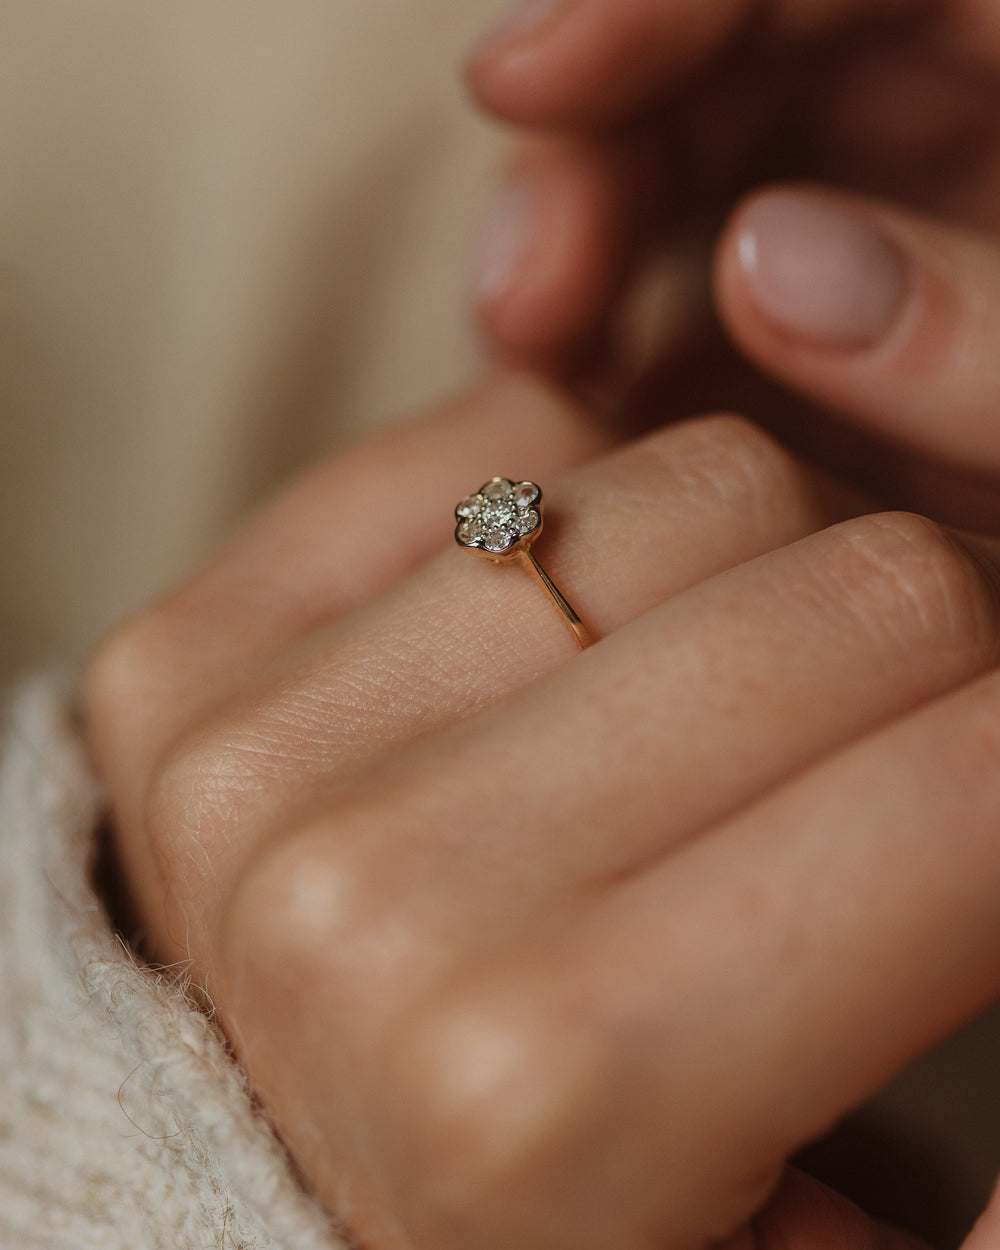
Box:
714;185;1000;477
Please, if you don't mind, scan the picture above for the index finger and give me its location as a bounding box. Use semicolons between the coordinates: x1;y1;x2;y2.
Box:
466;0;922;125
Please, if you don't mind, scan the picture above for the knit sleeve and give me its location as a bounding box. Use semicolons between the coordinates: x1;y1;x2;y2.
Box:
0;675;347;1250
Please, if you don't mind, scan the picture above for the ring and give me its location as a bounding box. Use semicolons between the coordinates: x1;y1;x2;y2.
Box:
454;478;593;651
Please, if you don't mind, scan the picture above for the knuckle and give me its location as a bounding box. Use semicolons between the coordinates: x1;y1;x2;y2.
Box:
220;818;416;1017
383;980;779;1249
81;610;171;749
658;413;811;524
382;979;608;1234
143;723;271;882
141;689;334;886
831;512;1000;658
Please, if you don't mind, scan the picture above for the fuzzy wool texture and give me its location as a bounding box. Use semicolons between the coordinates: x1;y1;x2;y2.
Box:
0;676;346;1249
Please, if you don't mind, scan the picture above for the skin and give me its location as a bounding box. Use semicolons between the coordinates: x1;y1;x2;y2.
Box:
81;2;1000;1246
85;371;1000;1250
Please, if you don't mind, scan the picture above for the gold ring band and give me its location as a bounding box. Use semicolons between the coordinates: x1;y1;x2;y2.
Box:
454;478;592;651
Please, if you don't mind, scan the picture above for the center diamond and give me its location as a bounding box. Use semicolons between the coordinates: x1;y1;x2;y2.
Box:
481;498;518;534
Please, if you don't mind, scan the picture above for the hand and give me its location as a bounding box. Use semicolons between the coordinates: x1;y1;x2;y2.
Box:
83;371;1000;1249
465;0;1000;529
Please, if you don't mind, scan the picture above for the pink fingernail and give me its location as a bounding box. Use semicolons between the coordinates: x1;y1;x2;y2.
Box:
474;179;535;305
470;0;571;63
737;192;908;349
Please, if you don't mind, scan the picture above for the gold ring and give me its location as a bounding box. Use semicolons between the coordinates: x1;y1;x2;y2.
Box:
454;478;592;651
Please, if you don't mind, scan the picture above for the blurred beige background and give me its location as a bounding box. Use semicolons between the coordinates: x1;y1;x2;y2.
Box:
0;0;501;688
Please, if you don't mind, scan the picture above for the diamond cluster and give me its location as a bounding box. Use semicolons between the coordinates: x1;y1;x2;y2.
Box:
455;478;542;556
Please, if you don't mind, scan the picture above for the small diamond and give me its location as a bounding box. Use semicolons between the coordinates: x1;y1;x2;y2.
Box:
484;527;515;553
481;478;513;502
457;519;484;545
513;482;540;509
456;495;484;519
518;509;541;536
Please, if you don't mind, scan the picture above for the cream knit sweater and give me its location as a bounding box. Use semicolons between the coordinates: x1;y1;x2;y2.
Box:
0;676;345;1249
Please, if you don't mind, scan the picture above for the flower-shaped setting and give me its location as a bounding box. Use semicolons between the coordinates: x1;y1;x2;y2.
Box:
455;478;543;561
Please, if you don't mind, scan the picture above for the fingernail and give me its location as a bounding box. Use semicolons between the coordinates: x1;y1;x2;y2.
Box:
470;0;571;64
474;179;535;305
736;193;908;349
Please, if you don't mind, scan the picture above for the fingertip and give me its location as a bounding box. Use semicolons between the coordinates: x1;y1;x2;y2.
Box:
715;186;910;356
472;143;635;373
464;0;590;125
473;178;537;316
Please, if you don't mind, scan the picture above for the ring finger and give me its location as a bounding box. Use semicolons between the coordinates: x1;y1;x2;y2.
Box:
112;410;854;965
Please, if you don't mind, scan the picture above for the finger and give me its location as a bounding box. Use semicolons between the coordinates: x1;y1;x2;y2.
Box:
473;135;653;375
222;511;1000;980
371;652;1000;1250
134;416;851;963
716;185;1000;476
471;99;763;377
467;0;748;125
83;373;608;833
465;0;912;126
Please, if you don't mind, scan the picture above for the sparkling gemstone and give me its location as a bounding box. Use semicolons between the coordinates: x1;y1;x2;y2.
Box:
458;519;484;544
479;499;513;529
481;478;513;502
455;479;544;555
484;527;515;552
518;508;541;536
456;495;484;519
513;482;540;509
